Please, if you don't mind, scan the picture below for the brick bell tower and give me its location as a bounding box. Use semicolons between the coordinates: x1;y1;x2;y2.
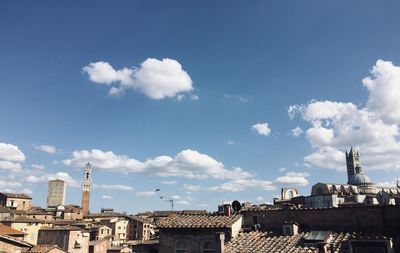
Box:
81;162;92;215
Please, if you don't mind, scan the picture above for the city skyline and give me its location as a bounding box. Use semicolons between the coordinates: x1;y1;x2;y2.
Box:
1;1;400;213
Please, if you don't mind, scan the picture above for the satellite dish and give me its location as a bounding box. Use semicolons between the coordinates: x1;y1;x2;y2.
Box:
232;200;242;213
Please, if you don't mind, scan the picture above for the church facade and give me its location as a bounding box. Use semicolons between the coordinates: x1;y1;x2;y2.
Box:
304;148;399;208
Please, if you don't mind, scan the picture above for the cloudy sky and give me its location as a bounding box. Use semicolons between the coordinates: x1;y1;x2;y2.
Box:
1;1;400;213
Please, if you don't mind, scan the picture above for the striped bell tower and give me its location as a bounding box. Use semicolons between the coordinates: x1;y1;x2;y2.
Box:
81;162;92;215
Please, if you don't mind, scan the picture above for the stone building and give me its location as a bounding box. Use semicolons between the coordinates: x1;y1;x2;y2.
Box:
129;216;154;241
37;226;90;253
157;213;242;253
0;234;32;253
0;192;32;211
47;179;66;208
0;223;32;253
2;216;48;245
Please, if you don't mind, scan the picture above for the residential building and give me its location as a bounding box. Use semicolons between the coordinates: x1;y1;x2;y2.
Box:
0;223;32;253
47;179;66;208
157;213;242;253
88;237;112;253
0;205;12;221
2;216;48;245
0;192;32;211
129;216;154;241
37;226;90;253
0;234;32;253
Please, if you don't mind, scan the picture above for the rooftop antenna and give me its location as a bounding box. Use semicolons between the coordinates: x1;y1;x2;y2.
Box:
155;189;174;211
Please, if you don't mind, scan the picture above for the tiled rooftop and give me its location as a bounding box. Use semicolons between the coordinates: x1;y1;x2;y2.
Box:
157;214;241;229
0;223;25;236
28;245;66;253
0;192;32;199
224;231;392;253
224;231;318;253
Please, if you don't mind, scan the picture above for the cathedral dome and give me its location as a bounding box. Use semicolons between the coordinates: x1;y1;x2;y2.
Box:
352;173;372;185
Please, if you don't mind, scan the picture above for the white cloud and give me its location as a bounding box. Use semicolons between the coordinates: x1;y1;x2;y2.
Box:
34;145;58;154
102;195;114;199
0;143;25;172
289;59;400;171
279;167;287;172
94;184;134;191
0;143;25;162
290;126;304;137
63;149;253;180
183;184;201;191
31;164;45;170
210;178;275;192
161;180;177;185
136;191;156;197
171;195;182;200
251;123;271;136
275;172;310;186
0;180;22;190
0;161;22;172
25;172;80;187
175;200;190;205
83;58;193;100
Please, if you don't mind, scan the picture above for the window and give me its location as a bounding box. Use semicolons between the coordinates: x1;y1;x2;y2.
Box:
175;240;187;253
203;241;216;253
252;215;259;225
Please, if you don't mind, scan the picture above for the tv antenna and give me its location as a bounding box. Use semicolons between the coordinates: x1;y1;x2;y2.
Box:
155;189;174;211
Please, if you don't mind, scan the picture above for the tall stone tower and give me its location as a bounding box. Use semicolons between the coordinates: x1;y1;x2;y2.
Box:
81;162;92;215
47;179;66;208
345;148;360;184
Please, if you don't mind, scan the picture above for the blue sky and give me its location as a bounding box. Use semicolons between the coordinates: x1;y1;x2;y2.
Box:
1;1;400;213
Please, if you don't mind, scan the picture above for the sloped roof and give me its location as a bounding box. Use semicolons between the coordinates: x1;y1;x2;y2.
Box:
0;224;25;236
3;216;44;223
224;231;318;253
157;214;241;229
28;245;67;253
0;234;32;247
0;192;32;199
224;231;392;253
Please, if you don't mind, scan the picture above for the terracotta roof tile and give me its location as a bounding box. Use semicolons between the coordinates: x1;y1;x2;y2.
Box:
0;223;25;236
29;245;66;253
0;192;32;199
157;214;241;229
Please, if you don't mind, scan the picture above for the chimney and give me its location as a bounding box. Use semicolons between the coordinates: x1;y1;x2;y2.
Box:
223;204;231;216
216;232;225;253
282;222;299;236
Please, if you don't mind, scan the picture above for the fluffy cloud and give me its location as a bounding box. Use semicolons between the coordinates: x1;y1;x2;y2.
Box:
83;58;193;99
251;123;271;136
0;142;25;172
275;172;310;186
94;184;134;191
102;195;114;199
25;172;80;187
34;145;58;154
63;149;253;180
289;60;400;171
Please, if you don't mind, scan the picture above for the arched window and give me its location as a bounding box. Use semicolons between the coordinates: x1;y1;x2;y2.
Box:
175;240;187;253
287;190;294;199
202;241;216;253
